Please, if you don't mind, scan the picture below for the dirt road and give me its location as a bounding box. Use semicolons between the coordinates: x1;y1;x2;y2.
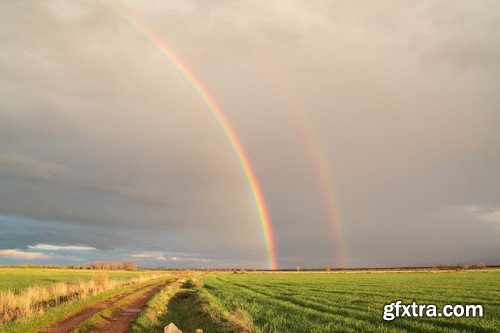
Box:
40;280;169;333
89;283;165;332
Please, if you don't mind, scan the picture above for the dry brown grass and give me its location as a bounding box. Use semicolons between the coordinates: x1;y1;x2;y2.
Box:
183;277;202;288
223;307;254;333
0;273;163;325
197;290;254;333
92;271;109;291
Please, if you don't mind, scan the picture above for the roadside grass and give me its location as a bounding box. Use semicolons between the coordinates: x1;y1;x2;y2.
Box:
73;278;168;333
132;276;254;333
0;281;146;333
202;271;500;333
131;280;182;332
195;288;255;333
0;271;165;325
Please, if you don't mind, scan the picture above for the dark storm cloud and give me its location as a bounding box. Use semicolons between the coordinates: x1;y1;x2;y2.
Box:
0;0;498;268
0;150;173;206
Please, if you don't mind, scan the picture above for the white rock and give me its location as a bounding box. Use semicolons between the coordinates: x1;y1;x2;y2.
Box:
164;322;183;333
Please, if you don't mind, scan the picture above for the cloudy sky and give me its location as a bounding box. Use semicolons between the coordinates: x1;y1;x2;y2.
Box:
0;0;499;268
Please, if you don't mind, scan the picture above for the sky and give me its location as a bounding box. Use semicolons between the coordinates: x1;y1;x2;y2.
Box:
0;0;499;269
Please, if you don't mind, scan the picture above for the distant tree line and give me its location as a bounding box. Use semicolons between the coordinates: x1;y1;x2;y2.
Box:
433;262;487;270
82;261;137;270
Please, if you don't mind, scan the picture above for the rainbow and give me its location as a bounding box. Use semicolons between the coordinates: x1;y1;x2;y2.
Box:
99;1;278;270
255;53;347;268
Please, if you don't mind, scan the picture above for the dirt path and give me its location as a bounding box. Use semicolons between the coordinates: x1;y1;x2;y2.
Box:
90;283;166;333
39;281;167;333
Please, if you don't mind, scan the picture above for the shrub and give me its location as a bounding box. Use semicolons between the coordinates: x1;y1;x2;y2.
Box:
433;264;451;271
92;272;109;291
183;277;202;288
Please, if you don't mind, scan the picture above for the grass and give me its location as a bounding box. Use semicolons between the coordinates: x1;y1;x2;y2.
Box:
201;270;500;333
0;268;166;327
131;279;182;332
73;278;167;332
0;281;146;333
132;275;253;333
0;268;151;293
2;269;498;332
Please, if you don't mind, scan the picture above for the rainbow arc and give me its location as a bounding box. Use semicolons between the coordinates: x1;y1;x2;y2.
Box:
100;1;277;269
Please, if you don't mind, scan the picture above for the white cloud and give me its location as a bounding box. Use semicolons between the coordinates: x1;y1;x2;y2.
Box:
28;243;96;251
0;249;49;260
127;252;212;263
129;251;167;260
180;257;212;263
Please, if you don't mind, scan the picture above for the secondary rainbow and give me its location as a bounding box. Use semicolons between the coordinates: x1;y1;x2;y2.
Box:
99;1;278;270
255;52;347;268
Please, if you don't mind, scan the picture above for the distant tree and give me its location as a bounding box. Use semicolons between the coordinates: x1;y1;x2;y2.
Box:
473;262;487;270
85;261;137;270
433;264;451;271
324;265;332;272
295;266;301;272
123;262;137;271
458;263;470;270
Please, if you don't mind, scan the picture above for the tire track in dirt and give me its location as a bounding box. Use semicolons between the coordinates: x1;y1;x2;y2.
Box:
39;280;169;333
89;282;167;333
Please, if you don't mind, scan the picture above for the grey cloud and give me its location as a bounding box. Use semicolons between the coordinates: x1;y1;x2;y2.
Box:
0;150;172;206
0;0;498;268
436;205;500;235
0;150;75;182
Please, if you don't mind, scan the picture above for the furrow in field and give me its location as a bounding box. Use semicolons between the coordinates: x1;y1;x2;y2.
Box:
206;280;389;332
213;279;370;314
217;278;378;315
243;283;495;310
209;277;490;333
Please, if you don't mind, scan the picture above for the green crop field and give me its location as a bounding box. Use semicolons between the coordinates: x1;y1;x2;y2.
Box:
202;271;500;332
1;269;499;332
0;267;156;293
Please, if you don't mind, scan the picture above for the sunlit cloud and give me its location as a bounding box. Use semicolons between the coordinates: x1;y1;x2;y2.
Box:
128;252;167;261
0;249;49;260
127;252;212;263
28;243;96;251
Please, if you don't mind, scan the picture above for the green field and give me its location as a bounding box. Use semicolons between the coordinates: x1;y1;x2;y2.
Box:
1;269;499;332
202;271;500;332
0;268;154;293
